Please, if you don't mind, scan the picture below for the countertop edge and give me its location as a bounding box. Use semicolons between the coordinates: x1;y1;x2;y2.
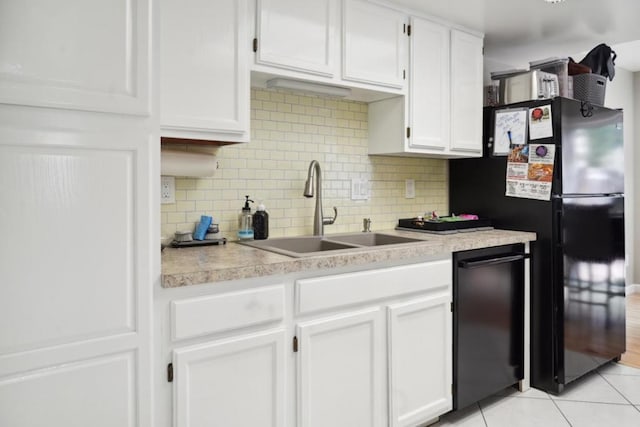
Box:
161;229;536;288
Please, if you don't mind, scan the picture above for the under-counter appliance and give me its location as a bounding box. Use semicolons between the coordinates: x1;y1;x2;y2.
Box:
450;97;626;394
453;244;526;410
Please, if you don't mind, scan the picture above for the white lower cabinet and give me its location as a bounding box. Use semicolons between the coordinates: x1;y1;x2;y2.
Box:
164;258;452;427
297;308;385;427
173;329;286;427
388;294;452;427
294;258;453;427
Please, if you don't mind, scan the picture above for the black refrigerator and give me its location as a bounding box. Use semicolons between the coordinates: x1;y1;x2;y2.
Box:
450;97;626;394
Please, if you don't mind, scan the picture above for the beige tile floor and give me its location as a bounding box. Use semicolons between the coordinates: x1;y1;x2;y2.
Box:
434;362;640;427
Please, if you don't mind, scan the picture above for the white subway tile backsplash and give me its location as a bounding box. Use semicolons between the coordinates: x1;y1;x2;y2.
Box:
161;88;448;240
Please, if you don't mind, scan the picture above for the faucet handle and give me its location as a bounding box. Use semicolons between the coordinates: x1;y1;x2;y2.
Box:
323;207;337;225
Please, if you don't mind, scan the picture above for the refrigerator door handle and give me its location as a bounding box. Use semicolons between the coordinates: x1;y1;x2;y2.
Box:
552;193;625;199
458;253;530;269
555;210;563;245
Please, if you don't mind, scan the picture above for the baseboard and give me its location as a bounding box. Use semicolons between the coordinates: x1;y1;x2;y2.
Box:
627;284;640;295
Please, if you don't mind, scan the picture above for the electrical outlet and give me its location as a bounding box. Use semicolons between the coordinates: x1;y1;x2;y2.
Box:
161;176;175;204
405;179;415;199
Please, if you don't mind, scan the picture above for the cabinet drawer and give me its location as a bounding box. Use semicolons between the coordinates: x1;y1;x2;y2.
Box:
171;285;285;341
296;259;451;315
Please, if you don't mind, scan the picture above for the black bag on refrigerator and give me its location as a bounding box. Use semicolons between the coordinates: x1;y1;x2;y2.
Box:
578;43;617;81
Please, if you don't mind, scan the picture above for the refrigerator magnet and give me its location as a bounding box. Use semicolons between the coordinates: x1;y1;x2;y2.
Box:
529;105;553;140
493;108;528;156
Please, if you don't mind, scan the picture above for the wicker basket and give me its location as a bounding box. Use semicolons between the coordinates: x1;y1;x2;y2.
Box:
573;73;607;105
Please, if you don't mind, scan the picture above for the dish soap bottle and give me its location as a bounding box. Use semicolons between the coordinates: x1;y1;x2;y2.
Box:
253;201;269;240
237;195;254;240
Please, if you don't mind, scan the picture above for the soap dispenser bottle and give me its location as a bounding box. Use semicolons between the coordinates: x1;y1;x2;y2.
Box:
253;201;269;240
237;195;254;240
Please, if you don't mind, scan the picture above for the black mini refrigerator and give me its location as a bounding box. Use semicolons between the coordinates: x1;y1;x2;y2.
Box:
453;244;526;410
450;97;626;394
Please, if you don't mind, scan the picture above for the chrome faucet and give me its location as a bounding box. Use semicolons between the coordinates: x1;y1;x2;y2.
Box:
304;160;337;236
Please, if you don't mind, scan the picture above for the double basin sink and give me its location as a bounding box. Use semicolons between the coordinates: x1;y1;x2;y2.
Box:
240;232;424;258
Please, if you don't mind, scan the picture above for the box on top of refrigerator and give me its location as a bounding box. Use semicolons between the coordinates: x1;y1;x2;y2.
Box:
490;69;560;105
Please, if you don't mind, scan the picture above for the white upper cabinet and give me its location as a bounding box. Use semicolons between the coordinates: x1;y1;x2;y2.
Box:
255;0;338;77
342;0;407;89
368;19;483;158
408;17;450;151
0;0;150;115
450;29;484;154
160;0;250;142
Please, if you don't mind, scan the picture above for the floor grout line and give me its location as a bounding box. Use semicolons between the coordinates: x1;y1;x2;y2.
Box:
477;401;489;427
450;373;640;426
597;369;636;406
453;370;640;426
598;372;640;376
550;397;573;427
549;398;634;406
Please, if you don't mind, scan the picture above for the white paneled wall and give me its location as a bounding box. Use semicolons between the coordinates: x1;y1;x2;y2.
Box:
634;71;640;285
605;68;636;284
0;1;155;425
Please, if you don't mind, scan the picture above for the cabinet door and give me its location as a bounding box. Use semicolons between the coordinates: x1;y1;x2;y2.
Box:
160;0;249;142
173;329;285;427
450;29;483;154
408;17;450;151
256;0;337;77
0;110;154;427
0;0;150;115
388;294;452;427
343;0;407;89
297;308;385;427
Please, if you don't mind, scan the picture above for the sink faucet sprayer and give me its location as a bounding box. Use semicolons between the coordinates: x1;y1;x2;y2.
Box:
304;160;337;236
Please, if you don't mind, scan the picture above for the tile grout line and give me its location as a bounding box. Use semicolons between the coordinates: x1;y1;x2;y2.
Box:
597;369;636;406
476;402;490;427
549;397;573;427
550;399;633;406
481;393;575;426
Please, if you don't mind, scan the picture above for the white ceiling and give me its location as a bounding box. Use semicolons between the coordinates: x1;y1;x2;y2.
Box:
390;0;640;71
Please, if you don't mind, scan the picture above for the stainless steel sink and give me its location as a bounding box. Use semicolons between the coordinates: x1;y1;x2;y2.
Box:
247;236;355;252
240;233;424;258
329;233;422;246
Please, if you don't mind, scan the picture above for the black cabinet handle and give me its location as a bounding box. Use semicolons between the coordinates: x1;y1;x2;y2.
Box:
458;253;530;269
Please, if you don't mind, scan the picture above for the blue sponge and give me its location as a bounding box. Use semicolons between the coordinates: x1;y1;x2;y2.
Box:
193;215;213;240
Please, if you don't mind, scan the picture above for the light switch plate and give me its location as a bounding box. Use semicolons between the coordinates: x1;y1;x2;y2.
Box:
161;176;175;204
405;179;415;199
351;178;370;200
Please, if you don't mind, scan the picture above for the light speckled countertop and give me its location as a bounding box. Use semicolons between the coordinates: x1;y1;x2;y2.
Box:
162;229;536;288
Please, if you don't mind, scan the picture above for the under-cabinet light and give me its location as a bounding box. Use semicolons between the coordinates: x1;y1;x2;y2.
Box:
266;78;352;98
